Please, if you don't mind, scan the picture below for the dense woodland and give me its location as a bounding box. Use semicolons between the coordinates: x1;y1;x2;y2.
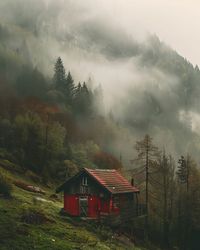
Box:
1;54;200;249
0;1;200;249
0;56;123;180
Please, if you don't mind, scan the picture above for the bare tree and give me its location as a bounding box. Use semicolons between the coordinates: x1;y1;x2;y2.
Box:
135;134;159;238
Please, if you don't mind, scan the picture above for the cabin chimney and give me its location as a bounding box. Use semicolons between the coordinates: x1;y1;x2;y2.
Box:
131;178;134;186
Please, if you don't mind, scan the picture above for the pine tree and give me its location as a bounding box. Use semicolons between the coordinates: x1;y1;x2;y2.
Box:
65;71;75;104
73;82;92;116
177;155;189;189
176;155;192;249
82;82;89;93
76;82;82;93
81;82;92;113
73;82;82;110
53;57;66;91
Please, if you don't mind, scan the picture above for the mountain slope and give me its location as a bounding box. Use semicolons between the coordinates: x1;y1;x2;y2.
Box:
0;163;145;250
1;1;200;160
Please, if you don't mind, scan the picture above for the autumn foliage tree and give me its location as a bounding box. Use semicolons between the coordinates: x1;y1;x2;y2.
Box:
93;151;123;170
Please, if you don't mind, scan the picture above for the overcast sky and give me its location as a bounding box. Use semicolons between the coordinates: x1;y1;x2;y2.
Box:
73;0;200;66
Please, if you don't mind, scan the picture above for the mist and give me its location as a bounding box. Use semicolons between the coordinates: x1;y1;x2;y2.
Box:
1;0;200;164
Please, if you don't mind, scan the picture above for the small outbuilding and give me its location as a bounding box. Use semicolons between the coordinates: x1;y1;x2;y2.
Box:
56;168;139;218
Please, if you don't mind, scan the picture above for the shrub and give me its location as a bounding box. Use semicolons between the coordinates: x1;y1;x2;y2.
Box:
0;172;13;197
21;207;53;225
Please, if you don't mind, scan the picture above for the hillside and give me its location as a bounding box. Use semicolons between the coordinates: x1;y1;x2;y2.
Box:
1;1;200;249
0;162;147;250
1;0;200;161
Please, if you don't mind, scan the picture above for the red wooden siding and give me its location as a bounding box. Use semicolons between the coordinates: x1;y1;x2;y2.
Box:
88;196;100;218
64;194;79;216
57;168;139;218
100;199;110;213
64;194;113;218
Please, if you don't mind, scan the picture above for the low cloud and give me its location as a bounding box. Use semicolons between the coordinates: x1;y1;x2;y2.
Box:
1;0;200;161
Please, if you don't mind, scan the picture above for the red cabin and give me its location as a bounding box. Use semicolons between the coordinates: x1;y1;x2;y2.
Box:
56;168;139;218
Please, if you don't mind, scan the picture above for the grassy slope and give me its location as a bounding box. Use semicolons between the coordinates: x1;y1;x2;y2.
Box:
0;164;144;250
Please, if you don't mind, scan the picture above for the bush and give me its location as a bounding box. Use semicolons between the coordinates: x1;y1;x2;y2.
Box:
21;207;53;225
0;172;13;197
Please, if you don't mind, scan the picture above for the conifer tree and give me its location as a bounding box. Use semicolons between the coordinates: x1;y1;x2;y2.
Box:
73;82;82;110
73;82;92;116
176;155;192;249
53;57;66;91
66;71;75;103
81;82;92;113
82;82;89;96
76;82;82;93
177;155;189;190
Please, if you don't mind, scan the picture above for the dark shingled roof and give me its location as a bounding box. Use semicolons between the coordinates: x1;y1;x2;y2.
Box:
85;168;139;194
56;168;139;194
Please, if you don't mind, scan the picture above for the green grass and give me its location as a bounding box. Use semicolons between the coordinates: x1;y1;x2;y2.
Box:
0;165;144;250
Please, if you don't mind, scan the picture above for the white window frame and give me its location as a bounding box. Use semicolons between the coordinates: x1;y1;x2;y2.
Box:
82;177;88;186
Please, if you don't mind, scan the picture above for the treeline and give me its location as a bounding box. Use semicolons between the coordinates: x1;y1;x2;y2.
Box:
15;57;95;117
0;57;122;182
133;135;200;250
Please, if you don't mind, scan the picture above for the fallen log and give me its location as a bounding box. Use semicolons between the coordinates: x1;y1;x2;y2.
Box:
14;180;46;195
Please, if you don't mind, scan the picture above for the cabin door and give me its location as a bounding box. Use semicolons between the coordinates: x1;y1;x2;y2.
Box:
79;197;88;217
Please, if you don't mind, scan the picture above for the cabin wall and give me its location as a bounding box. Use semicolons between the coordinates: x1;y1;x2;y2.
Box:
87;195;112;216
100;198;111;213
62;172;137;218
64;193;79;216
110;193;136;214
64;174;111;218
64;193;111;217
63;192;136;217
113;193;134;207
66;173;110;198
88;195;100;218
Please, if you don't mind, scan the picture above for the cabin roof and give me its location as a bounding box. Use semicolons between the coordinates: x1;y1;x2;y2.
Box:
85;168;139;194
56;168;139;194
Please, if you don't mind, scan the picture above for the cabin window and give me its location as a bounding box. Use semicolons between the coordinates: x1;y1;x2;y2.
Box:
82;177;88;186
80;177;89;194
